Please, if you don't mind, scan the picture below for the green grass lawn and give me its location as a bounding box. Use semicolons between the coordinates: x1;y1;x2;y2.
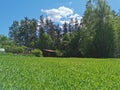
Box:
0;55;120;90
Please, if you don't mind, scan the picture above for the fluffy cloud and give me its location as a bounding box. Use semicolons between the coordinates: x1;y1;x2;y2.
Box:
69;14;82;24
70;14;80;19
42;6;73;17
41;6;82;24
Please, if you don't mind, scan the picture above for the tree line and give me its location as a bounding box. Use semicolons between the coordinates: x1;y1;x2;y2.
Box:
1;0;120;57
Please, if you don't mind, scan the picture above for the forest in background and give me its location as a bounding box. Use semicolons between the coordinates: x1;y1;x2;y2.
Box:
1;0;120;58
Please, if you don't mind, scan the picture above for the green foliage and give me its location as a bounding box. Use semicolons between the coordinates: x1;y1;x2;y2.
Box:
0;35;12;48
11;46;24;54
9;17;38;48
80;0;95;57
81;0;114;57
112;16;120;57
62;32;82;57
7;0;120;58
0;56;120;89
55;49;63;57
37;33;53;50
31;49;43;57
4;46;26;54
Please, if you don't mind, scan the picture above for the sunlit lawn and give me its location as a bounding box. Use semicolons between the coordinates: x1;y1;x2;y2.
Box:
0;55;120;90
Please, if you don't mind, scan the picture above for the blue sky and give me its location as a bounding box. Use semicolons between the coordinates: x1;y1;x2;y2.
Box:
0;0;120;36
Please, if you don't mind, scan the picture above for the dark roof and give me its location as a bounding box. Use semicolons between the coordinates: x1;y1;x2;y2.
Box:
43;49;56;53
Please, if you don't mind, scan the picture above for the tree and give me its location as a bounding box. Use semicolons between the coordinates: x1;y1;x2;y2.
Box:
8;1;117;57
9;21;20;44
37;33;53;50
80;0;95;57
61;34;71;56
19;17;37;48
68;18;74;33
80;0;114;57
74;18;80;31
39;15;45;35
112;14;120;57
0;35;11;47
44;17;56;48
92;0;114;57
63;22;68;35
9;17;38;48
54;24;62;49
67;32;82;57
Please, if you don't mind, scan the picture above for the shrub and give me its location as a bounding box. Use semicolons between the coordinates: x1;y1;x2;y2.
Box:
31;49;43;57
56;50;63;57
12;46;24;54
4;45;27;54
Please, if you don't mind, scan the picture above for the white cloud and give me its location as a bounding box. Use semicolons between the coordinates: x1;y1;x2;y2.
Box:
42;6;73;17
70;14;80;19
60;20;69;24
69;14;83;24
41;6;82;24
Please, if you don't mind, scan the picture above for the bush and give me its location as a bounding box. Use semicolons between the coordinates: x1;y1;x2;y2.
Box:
31;49;43;57
56;50;63;57
12;46;24;54
4;45;27;54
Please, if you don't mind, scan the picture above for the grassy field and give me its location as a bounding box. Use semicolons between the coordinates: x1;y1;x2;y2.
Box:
0;55;120;90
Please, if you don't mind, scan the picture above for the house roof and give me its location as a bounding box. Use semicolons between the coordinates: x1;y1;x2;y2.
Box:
43;49;55;53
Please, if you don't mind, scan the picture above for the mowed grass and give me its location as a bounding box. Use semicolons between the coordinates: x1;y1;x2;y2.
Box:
0;55;120;90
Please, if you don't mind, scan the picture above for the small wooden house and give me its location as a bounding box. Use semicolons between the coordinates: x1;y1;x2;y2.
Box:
43;49;56;57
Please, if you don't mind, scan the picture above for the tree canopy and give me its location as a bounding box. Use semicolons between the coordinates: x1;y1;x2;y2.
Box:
7;0;120;57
